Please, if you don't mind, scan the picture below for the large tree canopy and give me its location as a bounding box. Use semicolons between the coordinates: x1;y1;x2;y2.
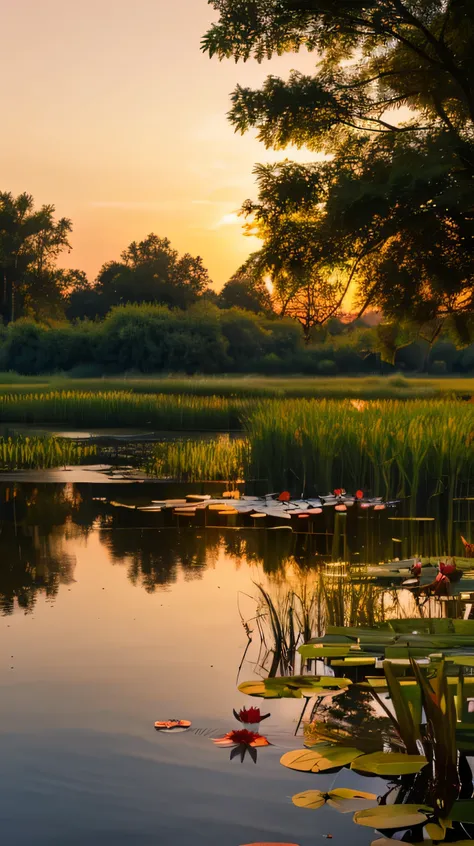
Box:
0;192;72;323
203;0;474;338
67;234;212;319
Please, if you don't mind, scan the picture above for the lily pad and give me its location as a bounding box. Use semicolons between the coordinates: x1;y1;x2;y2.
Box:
238;676;351;700
351;751;428;776
281;745;364;773
354;804;432;829
449;800;474;823
298;645;352;659
293;788;377;813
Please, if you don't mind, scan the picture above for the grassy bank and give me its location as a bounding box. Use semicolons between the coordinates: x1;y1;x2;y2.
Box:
1;372;474;400
0;391;248;430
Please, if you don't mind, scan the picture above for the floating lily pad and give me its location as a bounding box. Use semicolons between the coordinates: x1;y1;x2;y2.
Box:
281;745;364;773
449;800;474;823
298;645;351;659
238;676;351;700
354;804;432;829
351;751;428;776
293;787;377;813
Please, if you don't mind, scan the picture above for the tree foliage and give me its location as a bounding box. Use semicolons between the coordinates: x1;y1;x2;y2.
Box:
66;234;212;319
219;256;274;313
204;0;474;335
0;192;72;323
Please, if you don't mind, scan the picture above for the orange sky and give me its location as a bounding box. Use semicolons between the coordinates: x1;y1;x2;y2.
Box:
0;0;316;290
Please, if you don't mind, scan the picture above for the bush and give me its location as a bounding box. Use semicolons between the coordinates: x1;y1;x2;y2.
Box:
317;359;338;375
430;360;448;375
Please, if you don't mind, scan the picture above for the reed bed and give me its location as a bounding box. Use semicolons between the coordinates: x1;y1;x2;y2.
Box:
246;398;474;504
40;374;474;399
0;391;247;430
248;572;392;675
2;373;473;400
147;399;474;513
147;436;248;481
0;436;97;470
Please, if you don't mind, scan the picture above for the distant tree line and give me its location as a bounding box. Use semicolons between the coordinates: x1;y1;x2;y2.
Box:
1;302;474;376
1;190;474;375
0;193;274;325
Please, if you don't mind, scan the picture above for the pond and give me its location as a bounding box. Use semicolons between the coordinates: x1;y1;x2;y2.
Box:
0;482;473;845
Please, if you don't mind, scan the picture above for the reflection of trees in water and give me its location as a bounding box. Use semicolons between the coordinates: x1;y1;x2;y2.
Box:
0;524;77;615
100;529;214;592
99;526;308;591
0;484;92;615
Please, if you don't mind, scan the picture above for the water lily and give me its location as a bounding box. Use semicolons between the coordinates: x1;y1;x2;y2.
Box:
356;489;364;500
233;706;270;725
213;728;271;762
214;729;270;747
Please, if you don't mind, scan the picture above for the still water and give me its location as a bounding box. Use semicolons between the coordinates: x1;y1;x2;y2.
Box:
0;483;469;845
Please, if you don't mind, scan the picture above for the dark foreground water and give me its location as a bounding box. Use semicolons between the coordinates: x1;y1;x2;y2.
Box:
0;483;471;845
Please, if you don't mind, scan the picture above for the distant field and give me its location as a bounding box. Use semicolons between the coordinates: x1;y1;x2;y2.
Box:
0;372;473;399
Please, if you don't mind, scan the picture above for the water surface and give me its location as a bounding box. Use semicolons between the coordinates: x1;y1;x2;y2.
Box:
0;483;469;845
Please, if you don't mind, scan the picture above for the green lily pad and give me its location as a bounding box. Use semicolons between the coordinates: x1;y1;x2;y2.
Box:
351;752;428;776
298;645;351;659
281;745;364;773
449;800;474;823
354;804;432;829
238;676;351;700
293;788;377;813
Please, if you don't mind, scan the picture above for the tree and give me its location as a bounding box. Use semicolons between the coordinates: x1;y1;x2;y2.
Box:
219;258;274;313
0;192;72;323
69;234;213;319
203;0;474;337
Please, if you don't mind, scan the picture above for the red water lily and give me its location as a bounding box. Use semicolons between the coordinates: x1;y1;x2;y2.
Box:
355;489;364;500
234;706;270;725
213;728;271;763
333;488;342;496
214;729;270;747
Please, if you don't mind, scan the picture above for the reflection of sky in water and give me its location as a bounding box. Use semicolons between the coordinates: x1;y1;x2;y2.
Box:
0;517;388;846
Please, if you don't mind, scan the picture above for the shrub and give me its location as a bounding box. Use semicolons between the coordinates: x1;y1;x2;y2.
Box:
317;359;338;375
430;360;448;375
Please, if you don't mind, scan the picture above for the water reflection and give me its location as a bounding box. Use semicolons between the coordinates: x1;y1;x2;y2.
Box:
1;482;474;617
1;482;474;845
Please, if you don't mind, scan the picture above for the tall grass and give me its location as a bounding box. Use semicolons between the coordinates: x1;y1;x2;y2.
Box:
147;399;474;516
246;398;474;501
248;570;393;676
0;391;247;430
147;436;248;481
0;436;97;470
2;372;474;399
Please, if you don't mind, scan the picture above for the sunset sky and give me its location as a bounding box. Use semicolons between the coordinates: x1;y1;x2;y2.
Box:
1;0;315;290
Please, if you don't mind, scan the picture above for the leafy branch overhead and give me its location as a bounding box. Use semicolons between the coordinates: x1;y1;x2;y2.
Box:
204;0;474;338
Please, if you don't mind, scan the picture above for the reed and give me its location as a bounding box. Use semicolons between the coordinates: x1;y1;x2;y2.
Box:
0;391;247;430
0;436;97;470
2;373;474;400
245;398;474;503
146;398;474;513
146;436;248;481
